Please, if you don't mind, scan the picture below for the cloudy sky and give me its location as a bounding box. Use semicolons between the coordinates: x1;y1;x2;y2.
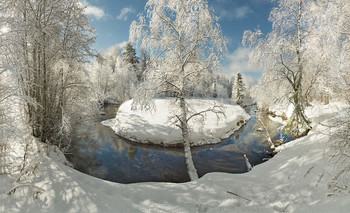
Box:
82;0;277;83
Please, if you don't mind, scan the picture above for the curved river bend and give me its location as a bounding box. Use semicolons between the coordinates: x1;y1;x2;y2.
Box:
68;106;291;184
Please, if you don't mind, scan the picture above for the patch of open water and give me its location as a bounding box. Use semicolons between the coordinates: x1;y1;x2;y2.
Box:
68;105;291;183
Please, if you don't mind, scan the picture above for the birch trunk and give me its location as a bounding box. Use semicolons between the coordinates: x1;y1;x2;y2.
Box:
179;96;198;181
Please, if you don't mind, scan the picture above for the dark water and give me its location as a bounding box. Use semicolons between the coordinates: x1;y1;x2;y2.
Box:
68;106;291;184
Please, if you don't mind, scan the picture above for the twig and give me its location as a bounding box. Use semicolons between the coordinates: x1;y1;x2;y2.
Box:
226;191;251;202
7;184;44;199
303;166;314;178
315;173;323;187
282;203;289;212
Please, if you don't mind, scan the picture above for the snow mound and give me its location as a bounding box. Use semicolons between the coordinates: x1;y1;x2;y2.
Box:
102;98;250;146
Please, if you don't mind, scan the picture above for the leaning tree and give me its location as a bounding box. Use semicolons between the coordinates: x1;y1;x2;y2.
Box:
243;0;319;136
130;0;227;180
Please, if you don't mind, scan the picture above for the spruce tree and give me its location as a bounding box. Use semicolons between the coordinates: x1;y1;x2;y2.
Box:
232;72;245;105
123;43;139;65
123;42;140;81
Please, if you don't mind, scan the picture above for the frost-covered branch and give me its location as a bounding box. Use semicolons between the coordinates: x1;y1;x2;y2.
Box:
186;103;226;123
130;0;227;181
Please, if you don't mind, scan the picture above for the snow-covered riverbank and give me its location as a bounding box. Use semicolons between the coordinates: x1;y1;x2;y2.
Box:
1;102;349;213
102;98;250;146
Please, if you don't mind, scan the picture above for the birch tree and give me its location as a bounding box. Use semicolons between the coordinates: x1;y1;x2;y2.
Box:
139;48;149;82
243;0;315;136
91;50;116;105
130;0;227;180
308;0;350;101
0;0;95;148
90;44;137;105
312;0;350;192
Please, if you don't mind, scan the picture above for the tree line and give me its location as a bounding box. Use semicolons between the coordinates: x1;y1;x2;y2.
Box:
89;42;248;107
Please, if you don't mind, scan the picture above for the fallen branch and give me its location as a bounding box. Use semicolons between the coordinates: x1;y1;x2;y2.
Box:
315;173;323;187
7;184;44;199
304;166;314;178
282;203;289;212
16;161;41;182
258;118;275;149
227;191;251;202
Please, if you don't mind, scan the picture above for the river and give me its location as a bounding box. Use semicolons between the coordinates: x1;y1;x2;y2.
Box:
67;105;291;183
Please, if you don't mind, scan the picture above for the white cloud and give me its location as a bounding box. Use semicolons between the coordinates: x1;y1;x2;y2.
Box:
234;6;253;19
80;0;105;20
223;48;254;75
85;5;105;19
220;5;253;20
221;47;259;86
117;41;128;49
117;7;135;21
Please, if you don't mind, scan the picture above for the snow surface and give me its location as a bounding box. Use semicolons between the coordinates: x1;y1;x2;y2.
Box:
102;98;250;146
268;101;348;126
1;102;350;213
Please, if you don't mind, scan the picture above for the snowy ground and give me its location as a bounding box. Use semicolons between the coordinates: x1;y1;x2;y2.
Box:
102;98;250;146
1;102;350;213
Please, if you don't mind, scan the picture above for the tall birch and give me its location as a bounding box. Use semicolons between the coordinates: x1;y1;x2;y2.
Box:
130;0;227;180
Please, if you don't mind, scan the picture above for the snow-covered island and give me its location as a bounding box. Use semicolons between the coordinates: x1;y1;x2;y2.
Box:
102;98;250;146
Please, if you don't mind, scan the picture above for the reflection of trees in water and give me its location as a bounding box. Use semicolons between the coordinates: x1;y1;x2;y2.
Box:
209;114;285;173
69;136;102;177
142;150;151;164
258;114;284;139
69;105;288;183
127;146;138;160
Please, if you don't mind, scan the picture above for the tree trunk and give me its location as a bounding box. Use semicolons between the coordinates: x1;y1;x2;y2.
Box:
179;96;198;181
287;0;311;135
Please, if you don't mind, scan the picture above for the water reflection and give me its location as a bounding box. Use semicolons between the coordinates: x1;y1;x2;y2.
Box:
68;106;290;184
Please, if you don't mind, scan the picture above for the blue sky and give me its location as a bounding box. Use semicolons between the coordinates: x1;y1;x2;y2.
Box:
83;0;277;81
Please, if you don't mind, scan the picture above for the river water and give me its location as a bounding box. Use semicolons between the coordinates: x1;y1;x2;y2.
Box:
68;105;291;183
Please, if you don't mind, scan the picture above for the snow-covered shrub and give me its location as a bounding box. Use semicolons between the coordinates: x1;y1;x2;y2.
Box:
328;108;350;194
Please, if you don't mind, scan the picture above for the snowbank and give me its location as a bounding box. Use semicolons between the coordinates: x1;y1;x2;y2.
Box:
102;98;250;146
267;101;349;125
2;102;350;212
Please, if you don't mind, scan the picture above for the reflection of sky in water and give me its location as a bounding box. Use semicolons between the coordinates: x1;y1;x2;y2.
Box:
68;106;290;184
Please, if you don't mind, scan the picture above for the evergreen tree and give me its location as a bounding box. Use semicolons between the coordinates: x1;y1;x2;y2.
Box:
123;42;139;76
232;72;245;105
123;42;141;82
123;42;139;65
